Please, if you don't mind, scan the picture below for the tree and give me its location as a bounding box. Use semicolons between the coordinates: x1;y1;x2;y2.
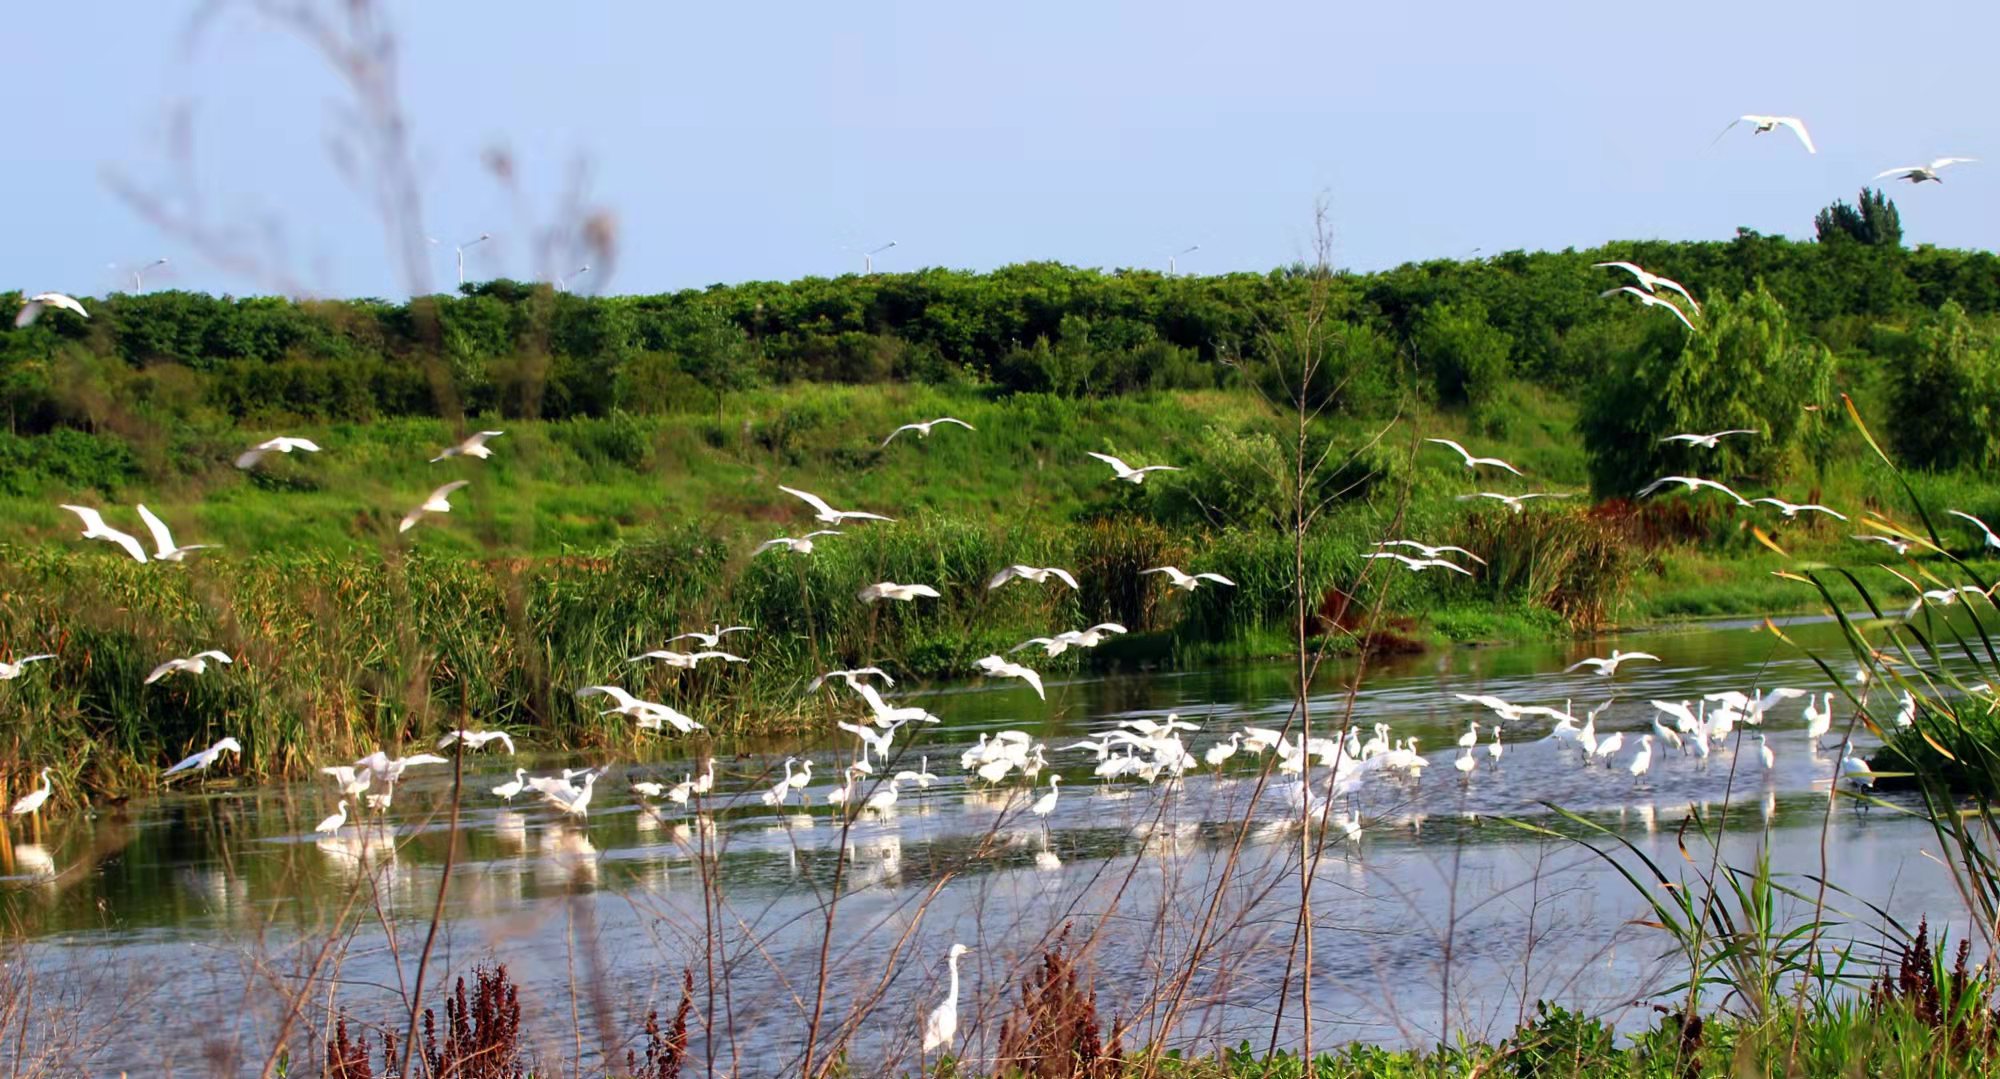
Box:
1815;188;1902;248
1889;301;2000;470
1579;283;1833;497
1413;299;1511;408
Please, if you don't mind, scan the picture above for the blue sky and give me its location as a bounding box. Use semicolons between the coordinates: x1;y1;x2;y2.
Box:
4;1;1993;299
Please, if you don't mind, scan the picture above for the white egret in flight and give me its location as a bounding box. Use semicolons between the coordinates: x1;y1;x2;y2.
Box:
806;666;896;693
58;505;148;562
1602;286;1696;331
628;649;747;669
162;737;241;780
398;480;470;532
1714;115;1816;154
1374;541;1484;565
437;730;517;753
430;430;505;462
987;564;1080;590
973;654;1046;699
144;650;233;685
234;436;321;469
1086;451;1181;484
1593;262;1702;315
1637;475;1752;507
1456;492;1569;514
779;485;894;525
1141;566;1236;592
1754;498;1846;520
137;505;216;562
667;626;752;648
1875;157;1975;184
0;654;54;681
859;582;941;603
1852;534;1912;555
1565;651;1660;676
15;292;88;327
1424;438;1523;476
754;530;841;555
1660;429;1756;449
1948;510;2000;550
1363;552;1473;575
881;417;974;447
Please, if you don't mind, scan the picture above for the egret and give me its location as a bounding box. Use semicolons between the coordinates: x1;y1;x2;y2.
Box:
1754;497;1847;520
398;480;471;533
666;775;696;804
58;505;148;562
1591;731;1626;768
1804;693;1833;748
1661;429;1757;449
0;654;54;680
863;778;900;813
355;750;450;784
1086;451;1181;484
320;766;373;796
1875;157;1976;184
1594;262;1703;315
858;582;941;603
786;759;815;796
1757;733;1776;771
759;759;797;807
693;759;716;795
1456;491;1569;514
1141;566;1236;592
430;430;505;462
492;769;528;800
666;625;753;648
575;685;703;733
1627;734;1654;785
807;666;896;693
1364;552;1473;575
987;564;1080;590
1853;534;1912;555
1949;510;2000;550
631;781;664;799
1205;733;1242;769
1423;438;1524;476
755;530;841;555
779;485;894;525
162;737;241;780
1840;754;1875;789
438;729;517;753
893;756;938;789
851;680;940;726
881;417;974;447
542;772;598;817
973;654;1045;699
1650;714;1685;754
1012;623;1127;657
826;769;857;807
922;943;971;1053
314;800;349;836
1453;693;1573;724
136;505;216;562
10;768;53;817
1031;775;1061;817
14;292;88;327
1487;724;1505;765
1602;286;1696;331
1373;540;1486;566
1565;651;1661;676
1637;475;1751;507
234;436;321;469
1714;115;1816;154
144;650;233;685
1456;721;1481;749
628;649;747;668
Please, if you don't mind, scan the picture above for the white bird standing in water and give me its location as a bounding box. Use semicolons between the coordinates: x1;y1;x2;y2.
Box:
162;737;242;780
1757;733;1776;772
1204;733;1241;769
314;800;349;836
759;759;797;807
1627;734;1654;784
430;430;505;462
1840;754;1875;790
399;480;470;533
881;417;974;447
0;654;54;680
491;769;527;800
922;943;971;1053
234;436;321;469
863;778;900;813
10;768;53;817
1086;451;1181;484
58;505;149;562
1804;693;1833;748
1031;775;1061;817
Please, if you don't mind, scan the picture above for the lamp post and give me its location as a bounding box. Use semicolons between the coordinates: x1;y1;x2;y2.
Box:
1168;245;1199;277
132;258;168;292
456;234;490;287
864;241;897;274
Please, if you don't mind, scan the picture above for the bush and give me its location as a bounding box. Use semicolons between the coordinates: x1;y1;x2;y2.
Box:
1415;299;1512;408
1889;300;2000;471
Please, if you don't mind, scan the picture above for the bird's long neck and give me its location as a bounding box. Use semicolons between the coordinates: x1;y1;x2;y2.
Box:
946;952;962;1003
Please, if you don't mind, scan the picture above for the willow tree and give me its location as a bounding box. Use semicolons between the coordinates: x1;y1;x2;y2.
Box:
1579;282;1834;497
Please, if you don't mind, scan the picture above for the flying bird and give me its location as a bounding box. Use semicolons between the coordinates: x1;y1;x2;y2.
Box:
1565;650;1660;676
1011;622;1128;657
437;729;517;753
1853;534;1912;556
1948;510;2000;550
881;417;974;447
1593;262;1702;315
986;564;1080;590
1637;475;1752;507
858;582;941;603
14;292;88;328
0;654;54;680
234;436;321;469
137;505;216;562
806;666;896;693
627;649;747;669
1660;429;1757;449
1363;552;1473;575
779;485;895;525
1602;286;1696;331
575;685;703;733
1875;157;1976;184
430;430;505;462
754;530;840;555
162;737;242;780
1423;438;1523;476
144;650;233;685
665;626;752;648
1456;492;1569;514
1754;498;1847;521
1086;451;1181;484
1374;541;1485;566
1714;115;1816;154
973;654;1046;699
1141;566;1237;592
58;505;148;562
399;480;470;532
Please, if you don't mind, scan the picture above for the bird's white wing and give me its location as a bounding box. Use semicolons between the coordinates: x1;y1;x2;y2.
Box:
576;685;638;708
1707;117;1747;149
136;504;177;558
1196;573;1237;585
143;659;185;684
1949;510;2000;541
907;584;942;598
1139;566;1174;576
233;448;267;469
1047;567;1080;589
424;480;471;509
34;293;88;318
778;485;838;517
1931;157;1977;170
937;417;974;430
1424;438;1473;463
60;504;108;532
880;424;920;447
986;565;1029;589
1592;261;1648;284
1874;166;1923;180
1086;451;1132;473
1649;277;1699;310
1774;117;1815;154
197;650;232;664
468;430;505;446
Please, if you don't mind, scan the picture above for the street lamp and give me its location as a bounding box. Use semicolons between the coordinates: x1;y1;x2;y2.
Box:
456;234;490;287
132;258;168;292
556;264;590;292
864;241;897;274
1168;245;1199;277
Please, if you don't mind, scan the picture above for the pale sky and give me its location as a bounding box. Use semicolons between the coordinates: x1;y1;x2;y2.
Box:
4;1;1994;299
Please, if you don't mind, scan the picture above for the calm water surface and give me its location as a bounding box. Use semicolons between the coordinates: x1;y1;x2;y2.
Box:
0;616;1980;1075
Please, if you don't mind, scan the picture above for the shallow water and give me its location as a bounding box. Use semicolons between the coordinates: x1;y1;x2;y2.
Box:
0;614;1981;1075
